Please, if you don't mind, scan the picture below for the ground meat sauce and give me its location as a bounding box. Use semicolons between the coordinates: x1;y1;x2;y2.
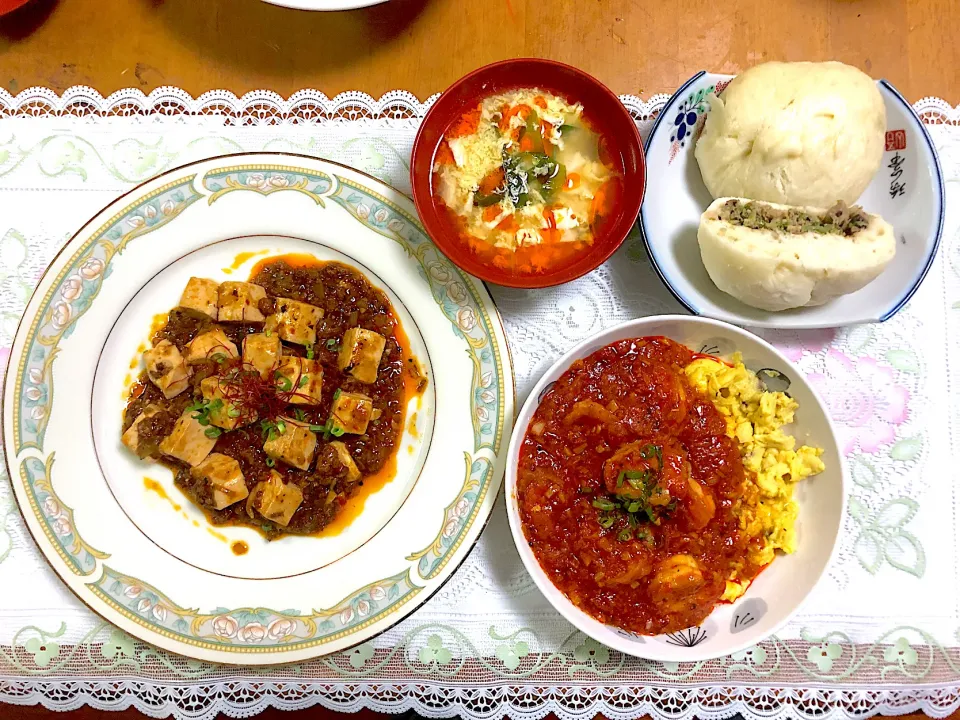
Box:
122;255;426;540
517;337;759;635
717;198;869;236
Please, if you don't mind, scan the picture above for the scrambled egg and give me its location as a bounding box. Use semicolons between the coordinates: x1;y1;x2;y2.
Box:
684;355;825;602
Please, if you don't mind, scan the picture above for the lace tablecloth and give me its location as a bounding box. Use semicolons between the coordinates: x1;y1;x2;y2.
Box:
0;86;959;720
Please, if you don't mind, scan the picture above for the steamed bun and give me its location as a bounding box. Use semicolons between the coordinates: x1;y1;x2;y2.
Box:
698;197;896;311
695;62;885;207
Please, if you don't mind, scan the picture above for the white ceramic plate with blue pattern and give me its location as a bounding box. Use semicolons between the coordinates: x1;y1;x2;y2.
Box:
505;315;846;662
640;71;944;329
2;152;514;664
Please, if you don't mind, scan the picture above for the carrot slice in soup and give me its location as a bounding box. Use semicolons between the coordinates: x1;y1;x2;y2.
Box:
448;105;482;138
435;141;455;166
499;104;533;138
478;168;504;195
482;205;502;222
588;177;623;228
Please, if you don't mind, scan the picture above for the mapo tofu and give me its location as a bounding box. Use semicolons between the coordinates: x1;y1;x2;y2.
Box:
120;255;426;540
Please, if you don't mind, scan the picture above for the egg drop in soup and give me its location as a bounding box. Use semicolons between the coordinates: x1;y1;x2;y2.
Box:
432;89;623;279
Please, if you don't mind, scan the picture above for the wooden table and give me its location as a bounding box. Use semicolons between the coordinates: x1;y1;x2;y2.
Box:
1;0;958;718
0;0;958;102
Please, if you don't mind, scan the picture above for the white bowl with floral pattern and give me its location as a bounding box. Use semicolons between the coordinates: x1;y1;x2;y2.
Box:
504;315;846;662
639;71;944;329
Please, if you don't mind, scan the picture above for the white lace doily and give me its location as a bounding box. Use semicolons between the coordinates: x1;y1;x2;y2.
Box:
1;86;959;720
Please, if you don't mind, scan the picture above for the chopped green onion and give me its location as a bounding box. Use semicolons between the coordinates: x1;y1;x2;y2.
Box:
227;407;241;418
333;388;342;402
592;497;616;511
265;457;275;467
306;344;315;360
626;501;642;514
579;486;593;494
294;409;306;421
299;375;309;388
308;424;326;433
211;352;227;364
276;420;287;434
326;338;340;351
204;427;221;439
617;528;633;542
265;330;272;337
275;373;292;391
598;514;615;529
330;425;345;437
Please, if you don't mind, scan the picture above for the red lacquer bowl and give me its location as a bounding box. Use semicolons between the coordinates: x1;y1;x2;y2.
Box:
410;58;646;288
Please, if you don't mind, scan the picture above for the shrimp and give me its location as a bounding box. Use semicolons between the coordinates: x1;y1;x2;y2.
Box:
602;438;690;499
563;400;615;426
648;554;705;611
685;478;716;530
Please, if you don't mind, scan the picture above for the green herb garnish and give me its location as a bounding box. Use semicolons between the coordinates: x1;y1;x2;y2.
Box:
188;398;222;427
617;528;633;542
276;420;287;435
294;409;306;422
260;419;279;442
204;427;222;439
210;352;227;364
326;338;341;352
274;370;292;392
265;457;275;468
330;425;345;438
591;497;616;512
227;407;241;418
306;344;315;360
298;375;309;388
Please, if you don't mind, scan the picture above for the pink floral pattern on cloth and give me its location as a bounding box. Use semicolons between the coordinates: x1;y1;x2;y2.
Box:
808;350;911;456
768;328;837;363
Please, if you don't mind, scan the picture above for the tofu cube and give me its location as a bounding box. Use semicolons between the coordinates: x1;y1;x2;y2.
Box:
329;390;374;435
263;418;317;470
275;356;323;405
217;281;267;323
264;297;324;346
253;470;304;527
242;332;281;379
121;404;161;458
143;340;190;399
200;377;256;430
159;410;218;466
185;328;239;365
191;453;248;510
337;327;386;384
178;277;219;319
329;441;361;482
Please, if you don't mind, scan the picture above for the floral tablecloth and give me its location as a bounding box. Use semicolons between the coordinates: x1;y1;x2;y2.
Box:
0;86;959;720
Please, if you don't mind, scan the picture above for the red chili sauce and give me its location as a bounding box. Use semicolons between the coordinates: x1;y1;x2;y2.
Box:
517;337;761;635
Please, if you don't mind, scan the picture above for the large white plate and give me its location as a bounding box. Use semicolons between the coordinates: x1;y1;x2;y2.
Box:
3;152;514;664
262;0;388;10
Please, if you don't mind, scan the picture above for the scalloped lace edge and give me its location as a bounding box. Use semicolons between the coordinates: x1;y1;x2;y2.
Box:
2;678;960;720
0;86;955;125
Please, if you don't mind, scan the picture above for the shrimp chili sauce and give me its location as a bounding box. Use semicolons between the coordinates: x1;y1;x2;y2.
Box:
121;255;426;541
517;337;760;635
